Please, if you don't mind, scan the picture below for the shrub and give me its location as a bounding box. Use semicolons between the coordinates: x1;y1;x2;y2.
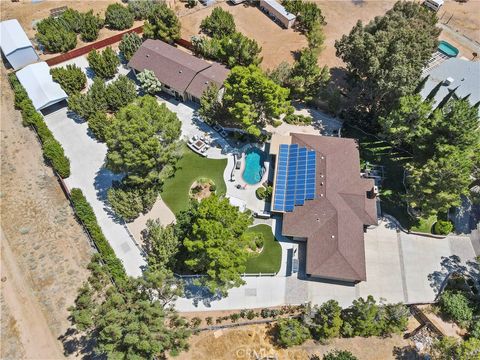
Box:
439;290;473;326
272;119;283;128
119;32;143;61
60;8;84;33
190;317;202;328
200;7;236;38
143;3;181;43
80;10;104;42
433;220;454;235
128;0;156;20
50;64;87;95
137;69;162;95
209;184;217;192
43;139;71;178
8;74;71;178
105;3;134;30
246;310;256;320
187;0;197;8
88;111;112;142
230;313;240;323
105;75;137;112
284;114;313;125
70;188;127;285
206;317;213;325
256;187;266;200
107;184;157;221
261;309;271;318
470;320;480;339
36;17;77;53
87;47;119;79
323;350;358;360
275;318;311;348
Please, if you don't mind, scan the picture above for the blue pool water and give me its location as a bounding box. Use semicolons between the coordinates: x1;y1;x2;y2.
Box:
242;148;264;185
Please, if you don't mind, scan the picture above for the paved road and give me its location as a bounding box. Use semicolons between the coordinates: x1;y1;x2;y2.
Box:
44;108;146;277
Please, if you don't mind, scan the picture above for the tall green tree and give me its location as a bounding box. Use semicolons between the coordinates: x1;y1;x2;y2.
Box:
200;7;236;38
80;10;104;42
87;47;120;79
341;296;383;337
128;0;156;20
105;3;134;30
144;3;181;43
223;65;291;136
290;48;330;101
379;94;433;149
182;195;253;295
406;144;474;215
69;260;190;359
105;96;181;187
50;64;87;95
335;1;440;122
198;83;223;124
119;32;143;61
308;300;343;340
283;0;326;34
143;220;179;270
275;318;311;348
36;17;77;53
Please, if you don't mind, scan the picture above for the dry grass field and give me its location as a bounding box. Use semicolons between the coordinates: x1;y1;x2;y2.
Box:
174;318;420;360
0;66;92;358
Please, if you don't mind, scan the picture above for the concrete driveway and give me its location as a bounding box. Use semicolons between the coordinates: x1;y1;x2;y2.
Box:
43;107;146;277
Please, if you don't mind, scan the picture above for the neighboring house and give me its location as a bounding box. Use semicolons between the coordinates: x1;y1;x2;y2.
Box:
270;133;378;283
259;0;296;29
0;19;39;70
16;62;68;112
420;58;480;112
128;39;229;103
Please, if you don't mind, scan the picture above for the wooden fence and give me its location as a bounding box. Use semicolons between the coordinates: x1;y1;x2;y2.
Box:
45;25;194;67
45;26;144;66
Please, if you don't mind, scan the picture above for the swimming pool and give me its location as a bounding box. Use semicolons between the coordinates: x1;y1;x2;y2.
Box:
242;147;265;185
438;40;459;57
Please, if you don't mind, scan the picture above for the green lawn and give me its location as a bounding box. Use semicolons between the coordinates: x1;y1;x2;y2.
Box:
342;124;436;232
161;147;227;214
410;215;437;233
244;224;282;274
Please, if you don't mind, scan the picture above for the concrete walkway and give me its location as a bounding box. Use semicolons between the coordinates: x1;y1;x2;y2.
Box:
44;108;146;277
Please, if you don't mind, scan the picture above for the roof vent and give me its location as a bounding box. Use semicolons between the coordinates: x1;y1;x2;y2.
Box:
331;235;335;239
444;77;454;86
146;54;149;58
179;70;182;74
205;81;209;84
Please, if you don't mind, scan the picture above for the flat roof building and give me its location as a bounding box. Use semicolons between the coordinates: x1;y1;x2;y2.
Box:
16;62;68;111
270;133;378;283
128;39;229;102
0;19;39;70
259;0;296;29
420;58;480;113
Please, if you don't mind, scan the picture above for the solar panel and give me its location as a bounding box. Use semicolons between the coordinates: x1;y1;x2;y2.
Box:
306;151;316;199
273;144;317;212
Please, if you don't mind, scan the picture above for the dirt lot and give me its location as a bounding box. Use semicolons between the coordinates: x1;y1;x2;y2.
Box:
175;318;420;360
180;0;479;70
180;1;308;70
0;66;92;358
0;0;142;60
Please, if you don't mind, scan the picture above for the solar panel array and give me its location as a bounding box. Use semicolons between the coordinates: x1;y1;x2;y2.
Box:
273;144;316;212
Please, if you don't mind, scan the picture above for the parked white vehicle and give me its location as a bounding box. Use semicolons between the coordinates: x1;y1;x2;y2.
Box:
423;0;444;12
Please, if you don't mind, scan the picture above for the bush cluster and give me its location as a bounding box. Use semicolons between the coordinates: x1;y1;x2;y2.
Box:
284;114;313;125
433;220;454;235
119;32;143;61
87;47;120;79
9;74;70;178
105;3;134;30
128;0;157;20
36;8;104;52
70;188;127;285
50;64;87;95
255;185;273;201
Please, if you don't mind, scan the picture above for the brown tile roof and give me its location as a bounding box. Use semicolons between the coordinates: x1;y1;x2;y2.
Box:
128;39;229;98
186;62;230;99
281;134;377;282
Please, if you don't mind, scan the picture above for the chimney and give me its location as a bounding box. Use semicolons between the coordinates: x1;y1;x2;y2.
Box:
444;77;454;86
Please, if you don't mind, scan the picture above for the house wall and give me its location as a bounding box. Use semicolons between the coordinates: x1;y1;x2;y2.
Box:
6;47;39;70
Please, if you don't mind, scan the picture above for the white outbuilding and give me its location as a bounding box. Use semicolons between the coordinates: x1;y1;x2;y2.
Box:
16;62;68;111
0;19;39;70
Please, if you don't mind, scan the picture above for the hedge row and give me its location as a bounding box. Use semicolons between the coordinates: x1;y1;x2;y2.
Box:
70;188;127;285
8;73;71;178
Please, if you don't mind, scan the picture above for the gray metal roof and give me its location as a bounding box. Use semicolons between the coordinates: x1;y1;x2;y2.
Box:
0;19;34;56
420;58;480;108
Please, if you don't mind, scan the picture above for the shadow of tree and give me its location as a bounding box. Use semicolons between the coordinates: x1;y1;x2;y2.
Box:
58;327;102;360
181;278;224;307
428;255;468;296
393;345;422;360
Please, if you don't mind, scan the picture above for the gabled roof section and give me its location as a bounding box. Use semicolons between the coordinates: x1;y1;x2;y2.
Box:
281;134;377;282
16;62;68;111
0;19;34;56
186;62;229;99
